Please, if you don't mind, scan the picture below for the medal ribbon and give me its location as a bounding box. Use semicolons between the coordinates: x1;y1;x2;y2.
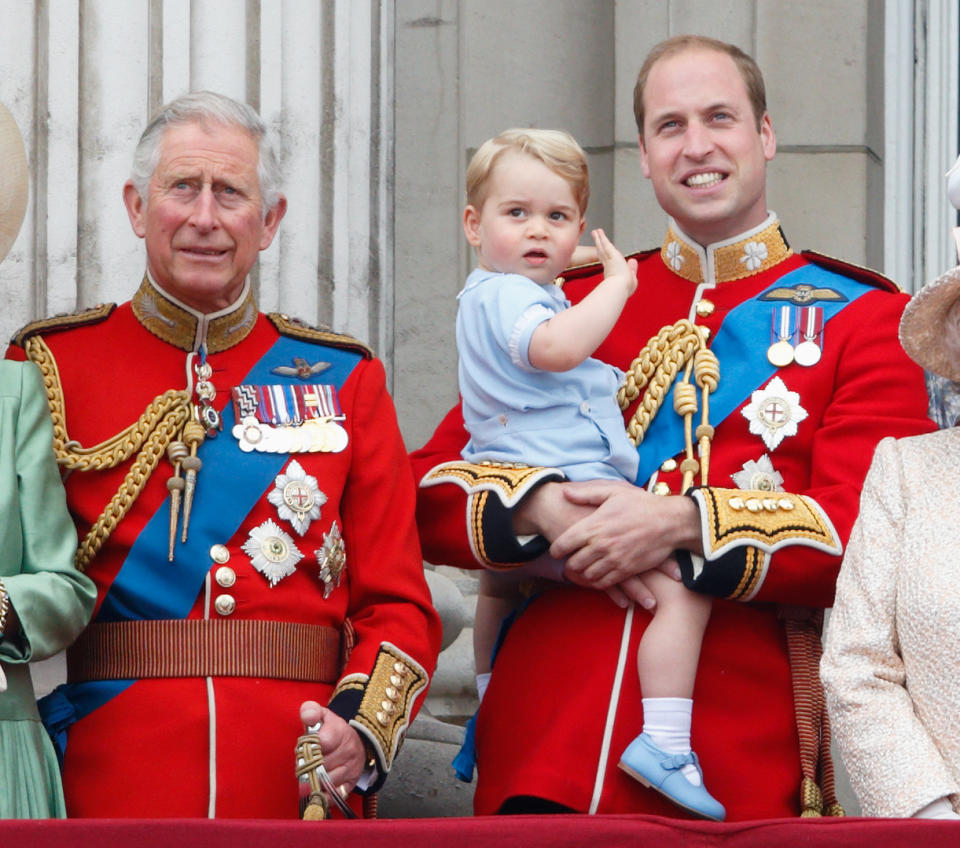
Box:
633;264;873;485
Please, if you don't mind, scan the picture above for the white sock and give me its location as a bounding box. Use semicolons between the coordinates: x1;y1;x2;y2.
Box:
641;697;701;786
476;672;492;702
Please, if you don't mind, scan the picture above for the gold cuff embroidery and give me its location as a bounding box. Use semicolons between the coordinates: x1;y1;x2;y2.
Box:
419;460;562;508
692;487;842;560
337;643;428;772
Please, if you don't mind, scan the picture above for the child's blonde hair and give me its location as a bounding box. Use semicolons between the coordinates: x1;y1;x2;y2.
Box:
466;128;590;215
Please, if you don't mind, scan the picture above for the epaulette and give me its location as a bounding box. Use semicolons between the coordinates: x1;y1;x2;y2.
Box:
11;303;116;347
267;312;373;359
555;247;660;287
801;250;901;294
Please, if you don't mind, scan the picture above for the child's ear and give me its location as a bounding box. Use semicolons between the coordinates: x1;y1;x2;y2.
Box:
578;216;586;237
463;205;482;247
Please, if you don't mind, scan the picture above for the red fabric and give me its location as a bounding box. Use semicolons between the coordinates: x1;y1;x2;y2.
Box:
7;303;441;818
4;816;960;848
410;246;934;819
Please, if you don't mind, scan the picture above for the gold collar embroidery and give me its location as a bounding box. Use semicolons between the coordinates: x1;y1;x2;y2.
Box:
659;215;792;285
131;274;258;353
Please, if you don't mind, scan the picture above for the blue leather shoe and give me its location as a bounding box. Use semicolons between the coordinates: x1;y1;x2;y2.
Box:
618;733;726;821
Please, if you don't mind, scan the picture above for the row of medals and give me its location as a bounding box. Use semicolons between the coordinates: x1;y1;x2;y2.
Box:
767;306;823;368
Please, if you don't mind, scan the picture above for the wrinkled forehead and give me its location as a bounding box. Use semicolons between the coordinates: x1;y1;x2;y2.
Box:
154;120;261;181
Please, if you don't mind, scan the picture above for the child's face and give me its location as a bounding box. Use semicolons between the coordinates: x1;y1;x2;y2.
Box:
463;150;585;286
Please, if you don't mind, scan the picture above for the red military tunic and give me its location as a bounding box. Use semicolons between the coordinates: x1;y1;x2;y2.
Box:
8;276;441;818
411;216;934;820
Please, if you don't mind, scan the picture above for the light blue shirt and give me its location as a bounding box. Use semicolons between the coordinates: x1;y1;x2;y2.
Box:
457;268;639;482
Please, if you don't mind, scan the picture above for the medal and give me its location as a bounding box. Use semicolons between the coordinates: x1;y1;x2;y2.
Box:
794;306;823;366
741;376;809;451
767;306;795;367
242;518;304;587
268;459;327;535
316;521;347;598
230;384;349;454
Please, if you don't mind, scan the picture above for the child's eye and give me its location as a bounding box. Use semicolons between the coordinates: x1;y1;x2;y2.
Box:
508;208;525;218
549;211;567;221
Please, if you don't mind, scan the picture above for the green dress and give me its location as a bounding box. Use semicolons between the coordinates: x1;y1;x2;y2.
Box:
0;360;95;818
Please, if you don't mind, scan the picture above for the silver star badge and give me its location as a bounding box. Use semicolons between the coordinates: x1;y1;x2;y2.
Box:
316;521;346;599
741;376;808;451
267;459;327;536
731;454;785;492
242;519;304;587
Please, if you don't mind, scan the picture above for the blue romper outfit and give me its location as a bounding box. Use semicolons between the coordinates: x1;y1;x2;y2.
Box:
457;268;638;483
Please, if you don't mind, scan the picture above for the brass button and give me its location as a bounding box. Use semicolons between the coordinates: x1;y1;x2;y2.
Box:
390;674;403;688
653;482;671;496
778;498;795;511
745;498;762;512
215;566;236;588
214;594;236;616
695;298;715;317
762;499;779;512
385;686;399;701
380;700;395;714
376;711;390;726
729;497;745;510
210;544;230;564
659;458;678;473
393;662;408;676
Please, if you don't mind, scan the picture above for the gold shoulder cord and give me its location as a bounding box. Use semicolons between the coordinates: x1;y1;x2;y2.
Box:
617;319;719;490
25;336;192;571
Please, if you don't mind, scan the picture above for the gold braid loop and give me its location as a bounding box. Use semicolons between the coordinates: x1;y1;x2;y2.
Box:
23;334;193;571
74;403;192;571
617;320;719;491
618;320;705;448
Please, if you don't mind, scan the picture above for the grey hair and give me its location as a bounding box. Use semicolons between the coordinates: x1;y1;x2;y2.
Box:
130;90;282;213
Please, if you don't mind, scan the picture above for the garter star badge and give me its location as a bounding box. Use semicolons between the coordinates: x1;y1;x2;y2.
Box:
731;454;785;492
268;459;327;536
316;522;346;598
242;519;304;587
741;376;808;451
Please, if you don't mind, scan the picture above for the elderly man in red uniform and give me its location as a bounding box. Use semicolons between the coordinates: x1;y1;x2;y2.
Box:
412;35;934;819
8;91;440;818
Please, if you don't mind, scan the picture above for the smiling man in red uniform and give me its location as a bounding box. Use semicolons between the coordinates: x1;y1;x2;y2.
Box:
412;35;934;819
8;91;440;818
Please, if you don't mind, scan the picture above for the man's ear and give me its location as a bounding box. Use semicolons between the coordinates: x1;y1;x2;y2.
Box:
123;181;147;238
638;135;651;179
259;194;288;250
760;113;777;162
463;205;482;248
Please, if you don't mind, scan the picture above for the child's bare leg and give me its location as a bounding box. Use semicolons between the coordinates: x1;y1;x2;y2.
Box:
636;570;711;697
617;571;724;819
473;571;524;699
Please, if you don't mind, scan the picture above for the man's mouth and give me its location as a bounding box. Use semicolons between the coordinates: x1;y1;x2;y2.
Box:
684;172;725;188
181;247;228;257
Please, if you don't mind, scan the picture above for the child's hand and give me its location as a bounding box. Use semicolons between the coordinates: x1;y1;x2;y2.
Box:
592;228;638;296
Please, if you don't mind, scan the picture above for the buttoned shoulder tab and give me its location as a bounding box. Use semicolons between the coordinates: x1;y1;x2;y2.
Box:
801;250;901;294
11;303;117;347
267;313;374;359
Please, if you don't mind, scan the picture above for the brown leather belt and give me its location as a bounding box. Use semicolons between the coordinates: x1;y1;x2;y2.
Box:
67;619;341;684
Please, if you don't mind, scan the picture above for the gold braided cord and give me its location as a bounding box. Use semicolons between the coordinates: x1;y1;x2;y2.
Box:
74;403;191;571
617;320;719;490
23;334;193;571
24;336;191;471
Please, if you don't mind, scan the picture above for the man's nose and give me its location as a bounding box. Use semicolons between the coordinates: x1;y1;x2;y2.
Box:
189;185;218;231
683;120;715;159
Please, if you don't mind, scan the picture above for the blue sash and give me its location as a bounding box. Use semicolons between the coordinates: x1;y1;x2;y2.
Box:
634;264;873;484
39;334;362;744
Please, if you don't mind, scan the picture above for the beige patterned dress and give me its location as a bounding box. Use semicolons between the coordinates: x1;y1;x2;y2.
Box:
822;430;960;817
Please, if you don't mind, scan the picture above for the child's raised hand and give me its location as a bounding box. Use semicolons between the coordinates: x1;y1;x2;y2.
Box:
592;228;638;295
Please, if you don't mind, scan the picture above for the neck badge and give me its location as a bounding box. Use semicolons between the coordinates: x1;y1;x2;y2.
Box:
268;459;328;536
231;384;348;454
731;455;785;492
